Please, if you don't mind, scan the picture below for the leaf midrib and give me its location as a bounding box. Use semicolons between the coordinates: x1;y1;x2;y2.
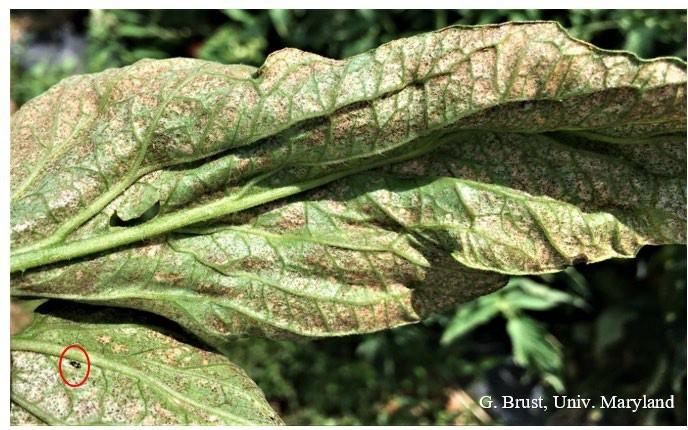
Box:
10;135;444;272
12;61;683;255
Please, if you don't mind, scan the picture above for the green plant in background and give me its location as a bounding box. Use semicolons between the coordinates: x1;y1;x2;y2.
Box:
9;56;77;112
9;10;687;426
86;9;198;69
197;10;269;65
442;277;587;392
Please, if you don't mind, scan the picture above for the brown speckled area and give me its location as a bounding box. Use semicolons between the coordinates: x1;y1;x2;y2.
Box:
10;305;282;425
9;22;686;391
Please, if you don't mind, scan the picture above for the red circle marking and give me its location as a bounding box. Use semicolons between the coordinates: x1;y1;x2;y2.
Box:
58;344;91;388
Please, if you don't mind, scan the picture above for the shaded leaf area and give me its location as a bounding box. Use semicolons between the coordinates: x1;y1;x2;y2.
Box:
10;301;282;425
10;22;685;260
12;130;685;346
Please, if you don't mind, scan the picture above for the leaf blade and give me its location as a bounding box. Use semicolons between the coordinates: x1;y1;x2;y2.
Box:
10;23;687;344
13;129;684;344
10;303;282;425
11;22;685;261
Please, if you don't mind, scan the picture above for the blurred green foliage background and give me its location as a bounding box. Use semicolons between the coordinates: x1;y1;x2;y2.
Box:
10;9;687;425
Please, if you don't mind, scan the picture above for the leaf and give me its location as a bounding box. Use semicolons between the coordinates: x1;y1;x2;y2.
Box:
593;306;636;359
10;302;282;425
10;23;686;343
440;276;585;345
268;10;292;39
12;166;509;342
12;128;683;344
11;22;685;264
440;295;501;344
199;24;268;66
501;277;587;311
506;315;565;392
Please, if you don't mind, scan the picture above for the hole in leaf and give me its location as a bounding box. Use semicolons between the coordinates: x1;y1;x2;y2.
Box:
109;201;160;228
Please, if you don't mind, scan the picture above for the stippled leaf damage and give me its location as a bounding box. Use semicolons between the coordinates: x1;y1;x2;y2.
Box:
10;22;687;425
10;302;282;425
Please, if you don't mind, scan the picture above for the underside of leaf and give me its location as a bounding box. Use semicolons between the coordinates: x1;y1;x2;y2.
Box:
11;22;685;256
10;21;686;344
10;302;282;425
9;21;687;427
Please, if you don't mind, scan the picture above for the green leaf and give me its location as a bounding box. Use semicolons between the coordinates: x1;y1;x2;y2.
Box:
593;306;636;359
12;128;682;345
198;25;268;65
441;276;585;345
502;277;587;311
10;302;282;425
10;23;686;344
440;295;501;344
268;10;292;39
506;315;565;392
11;22;685;263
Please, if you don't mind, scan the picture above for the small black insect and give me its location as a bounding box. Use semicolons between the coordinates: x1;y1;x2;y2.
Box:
572;254;588;266
69;360;81;369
